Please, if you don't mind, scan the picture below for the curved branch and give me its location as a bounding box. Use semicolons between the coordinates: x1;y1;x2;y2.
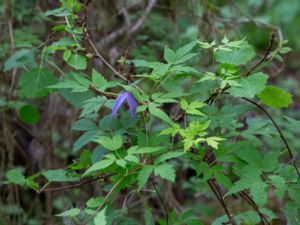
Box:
240;97;300;178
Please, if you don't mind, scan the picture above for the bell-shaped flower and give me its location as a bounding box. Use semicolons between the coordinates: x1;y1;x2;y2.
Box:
111;92;138;118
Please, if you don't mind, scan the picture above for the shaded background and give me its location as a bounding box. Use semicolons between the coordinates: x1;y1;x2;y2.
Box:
1;0;300;224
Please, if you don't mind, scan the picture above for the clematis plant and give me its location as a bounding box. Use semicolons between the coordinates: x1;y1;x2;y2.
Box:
111;91;138;118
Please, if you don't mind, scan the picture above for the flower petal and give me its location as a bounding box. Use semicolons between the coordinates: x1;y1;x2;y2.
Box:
111;92;128;117
126;92;138;118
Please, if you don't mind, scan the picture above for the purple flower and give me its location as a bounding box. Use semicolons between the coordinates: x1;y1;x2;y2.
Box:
111;92;138;118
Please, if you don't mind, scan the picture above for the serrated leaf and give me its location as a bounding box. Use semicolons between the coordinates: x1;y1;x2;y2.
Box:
4;49;36;71
73;131;100;152
229;72;268;98
92;69;108;91
176;41;197;59
64;53;87;70
5;169;26;186
250;181;268;207
258;86;293;108
94;134;123;151
19;69;57;98
137;165;153;191
148;103;174;125
206;137;225;149
269;175;286;199
225;179;252;196
215;41;255;65
49;73;90;93
80;96;105;117
94;206;107;225
82;159;114;177
154;151;185;165
154;163;176;182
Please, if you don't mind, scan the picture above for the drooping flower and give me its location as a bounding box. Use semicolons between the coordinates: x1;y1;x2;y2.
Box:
111;92;138;118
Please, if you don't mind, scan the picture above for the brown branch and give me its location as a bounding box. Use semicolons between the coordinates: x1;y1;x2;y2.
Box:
245;32;276;77
151;180;169;225
240;97;300;178
239;191;270;225
207;179;237;225
37;175;106;194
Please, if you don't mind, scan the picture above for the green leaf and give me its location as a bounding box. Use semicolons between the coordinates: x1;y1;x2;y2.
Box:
64;53;87;70
175;53;198;64
250;181;268;207
258;86;293;108
55;208;80;217
225;179;252;196
42;169;79;182
124;155;139;164
269;175;286;199
137;165;153;191
206;137;225;149
18;69;57;98
283;201;300;225
72;118;97;131
215;41;255;65
214;172;233;189
87;197;103;208
4;49;36;71
73;131;100;152
49;72;90;93
82;159;114;177
5;169;26;186
176;41;197;59
154;151;185;165
196;162;212;182
70;149;92;170
229;72;268;98
19;104;40;125
164;47;176;64
128;146;164;154
94;206;107;225
148;103;174;125
154;163;176;182
92;69;108;91
80;96;105;117
95;134;123;151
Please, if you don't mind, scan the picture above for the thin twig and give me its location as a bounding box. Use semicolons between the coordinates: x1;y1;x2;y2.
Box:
151;181;169;225
240;97;300;178
239;191;270;225
88;38;128;82
83;175;126;225
207;179;237;225
245;32;276;77
37;176;106;193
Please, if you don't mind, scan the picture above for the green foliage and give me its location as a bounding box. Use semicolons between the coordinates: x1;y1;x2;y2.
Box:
258;85;293;108
2;1;300;225
19;104;40;125
18;69;57;98
229;72;268;98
